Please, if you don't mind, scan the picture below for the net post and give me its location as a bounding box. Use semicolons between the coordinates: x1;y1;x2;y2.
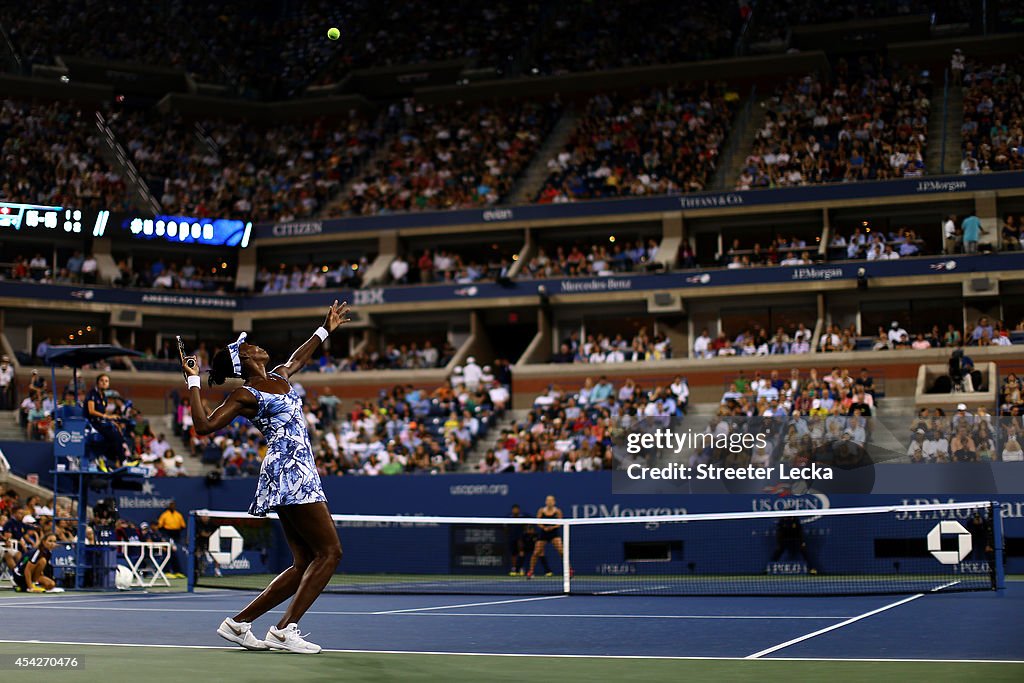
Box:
186;511;195;593
991;501;1005;590
562;522;571;594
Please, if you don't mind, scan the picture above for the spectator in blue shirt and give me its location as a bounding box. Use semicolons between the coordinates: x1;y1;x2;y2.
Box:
961;214;984;253
971;317;994;344
591;377;614;403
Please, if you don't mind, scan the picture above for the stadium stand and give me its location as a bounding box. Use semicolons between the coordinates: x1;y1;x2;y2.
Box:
748;0;971;50
0;99;133;211
959;57;1024;174
737;59;932;189
538;85;737;202
107;108;389;221
343;99;561;214
527;0;738;76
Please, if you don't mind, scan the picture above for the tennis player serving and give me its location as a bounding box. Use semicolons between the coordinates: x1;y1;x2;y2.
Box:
182;300;350;654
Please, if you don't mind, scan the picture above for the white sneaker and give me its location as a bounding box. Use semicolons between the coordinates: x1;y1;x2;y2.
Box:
264;623;322;654
217;617;269;651
46;587;65;593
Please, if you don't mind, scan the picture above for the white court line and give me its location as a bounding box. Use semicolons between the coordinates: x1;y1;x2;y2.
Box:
744;593;924;659
392;612;847;620
931;580;962;592
0;639;1020;664
0;606;847;622
371;594;566;614
0;592;233;608
595;586;671;595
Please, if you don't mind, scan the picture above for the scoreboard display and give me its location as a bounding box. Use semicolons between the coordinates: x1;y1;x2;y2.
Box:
0;202;108;235
450;524;507;574
0;201;250;248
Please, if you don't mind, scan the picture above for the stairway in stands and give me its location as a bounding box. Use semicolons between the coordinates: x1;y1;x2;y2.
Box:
0;410;25;441
925;83;964;176
462;409;525;472
870;395;918;464
504;107;580;205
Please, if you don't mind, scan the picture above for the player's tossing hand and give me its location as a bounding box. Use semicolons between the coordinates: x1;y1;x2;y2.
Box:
323;300;352;333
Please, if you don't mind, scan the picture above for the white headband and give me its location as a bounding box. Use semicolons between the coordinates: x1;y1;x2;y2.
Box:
228;332;248;376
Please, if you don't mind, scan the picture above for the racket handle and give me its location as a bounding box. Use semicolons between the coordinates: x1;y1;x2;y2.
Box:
176;335;196;371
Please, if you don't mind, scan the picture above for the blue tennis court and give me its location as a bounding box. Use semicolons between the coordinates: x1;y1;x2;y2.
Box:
0;582;1021;679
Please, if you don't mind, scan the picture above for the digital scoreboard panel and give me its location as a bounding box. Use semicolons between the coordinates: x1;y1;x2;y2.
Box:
0;202;250;248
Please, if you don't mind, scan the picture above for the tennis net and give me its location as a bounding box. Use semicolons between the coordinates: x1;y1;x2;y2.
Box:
187;501;1002;596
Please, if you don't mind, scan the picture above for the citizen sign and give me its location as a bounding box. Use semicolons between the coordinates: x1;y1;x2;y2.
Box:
272;221;323;237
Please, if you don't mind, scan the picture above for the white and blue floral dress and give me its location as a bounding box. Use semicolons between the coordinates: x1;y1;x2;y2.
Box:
244;372;327;516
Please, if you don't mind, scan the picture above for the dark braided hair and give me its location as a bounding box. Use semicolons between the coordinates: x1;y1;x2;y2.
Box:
208;347;236;387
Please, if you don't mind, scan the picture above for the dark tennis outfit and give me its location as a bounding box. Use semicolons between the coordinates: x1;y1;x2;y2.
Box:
13;545;52;591
538;508;561;541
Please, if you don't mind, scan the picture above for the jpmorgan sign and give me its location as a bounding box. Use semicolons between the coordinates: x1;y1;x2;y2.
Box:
927;521;972;565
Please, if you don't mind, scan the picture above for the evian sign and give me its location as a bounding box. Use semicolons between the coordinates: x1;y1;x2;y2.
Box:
482;209;514;222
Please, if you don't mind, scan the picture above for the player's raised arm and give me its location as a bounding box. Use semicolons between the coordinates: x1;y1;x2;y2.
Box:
273;300;351;379
180;356;256;435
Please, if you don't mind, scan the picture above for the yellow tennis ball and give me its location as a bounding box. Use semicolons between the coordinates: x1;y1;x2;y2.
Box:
327;27;340;40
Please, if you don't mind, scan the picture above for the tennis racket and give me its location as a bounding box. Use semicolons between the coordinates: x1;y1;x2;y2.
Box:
177;335;196;378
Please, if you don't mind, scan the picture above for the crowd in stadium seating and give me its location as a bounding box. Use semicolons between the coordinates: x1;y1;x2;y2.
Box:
864;318;1013;352
960;58;1024;174
907;406;1021;462
110;256;234;293
1004;214;1023;250
718;236;819;269
521;239;659;279
719;366;877;416
389;250;511;286
314;1;547;83
316;341;459;372
481;375;689;473
5;1;739;97
110;108;387;222
3;0;360;99
343;99;560;215
748;0;965;48
528;0;737;76
0;99;132;212
537;85;736;203
256;261;366;294
553;329;673;364
693;324;815;358
736;59;932;189
171;371;507;476
829;227;926;260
